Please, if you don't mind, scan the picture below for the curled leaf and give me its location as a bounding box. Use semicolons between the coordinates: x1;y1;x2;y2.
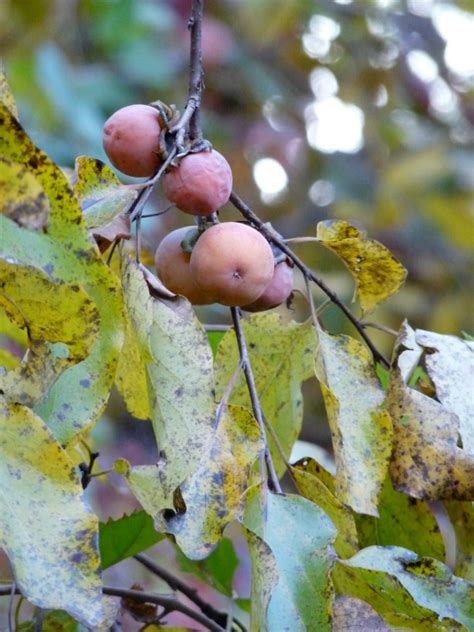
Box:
316;219;407;314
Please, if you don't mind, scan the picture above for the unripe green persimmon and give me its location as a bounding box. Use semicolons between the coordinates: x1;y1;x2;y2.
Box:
103;104;162;177
154;227;215;305
163;149;232;216
243;259;294;312
190;222;274;307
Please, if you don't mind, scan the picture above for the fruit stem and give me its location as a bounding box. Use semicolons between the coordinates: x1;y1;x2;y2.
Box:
230;307;283;494
229;191;391;369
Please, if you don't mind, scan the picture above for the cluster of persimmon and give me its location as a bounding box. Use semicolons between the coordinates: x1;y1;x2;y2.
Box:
103;104;294;310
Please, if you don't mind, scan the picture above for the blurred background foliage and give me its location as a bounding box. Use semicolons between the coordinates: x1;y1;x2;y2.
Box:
1;0;473;458
0;0;473;626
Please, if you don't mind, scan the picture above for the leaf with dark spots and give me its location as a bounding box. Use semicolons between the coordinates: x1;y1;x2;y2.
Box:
0;399;116;629
120;255;216;508
316;219;407;314
0;158;49;230
150;404;263;559
332;546;473;630
315;324;392;516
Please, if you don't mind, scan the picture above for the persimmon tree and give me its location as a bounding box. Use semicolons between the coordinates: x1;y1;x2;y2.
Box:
0;2;473;631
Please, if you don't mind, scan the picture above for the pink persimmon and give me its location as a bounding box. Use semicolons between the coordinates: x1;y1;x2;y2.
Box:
163;149;232;216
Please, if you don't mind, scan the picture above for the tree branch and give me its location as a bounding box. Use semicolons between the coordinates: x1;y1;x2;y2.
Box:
186;0;204;140
0;585;226;632
134;553;245;631
230;307;282;493
229;191;390;368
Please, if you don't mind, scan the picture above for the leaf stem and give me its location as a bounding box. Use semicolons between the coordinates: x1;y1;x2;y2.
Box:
230;307;282;493
229;191;390;368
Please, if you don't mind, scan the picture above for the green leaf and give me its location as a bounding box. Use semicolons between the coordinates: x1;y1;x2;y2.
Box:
244;487;337;632
0;157;49;229
0;258;99;407
315;325;393;516
215;314;317;475
0;399;116;629
99;511;165;570
115;313;151;420
0;105;124;444
174;537;239;597
207;328;225;358
355;477;445;560
18;610;87;631
73;156;137;229
135;405;263;560
415;329;474;456
120;255;216;509
333;546;473;631
291;457;359;558
387;365;474;500
316;219;407;315
446;502;474;581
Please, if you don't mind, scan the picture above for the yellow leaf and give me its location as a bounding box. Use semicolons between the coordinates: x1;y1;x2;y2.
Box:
315;325;393;516
0;158;49;229
0;398;116;629
316;219;407;315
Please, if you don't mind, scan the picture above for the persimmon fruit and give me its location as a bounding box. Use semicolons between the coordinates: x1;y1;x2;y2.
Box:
154;227;215;305
103;104;162;177
163;149;232;216
243;259;294;312
189;222;274;306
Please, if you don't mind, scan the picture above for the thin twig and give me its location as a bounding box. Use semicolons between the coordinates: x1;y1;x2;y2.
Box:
34;608;43;632
186;0;204;140
229;191;390;368
230;307;282;493
103;586;226;632
134;554;245;631
304;274;318;328
360;321;398;337
7;582;15;632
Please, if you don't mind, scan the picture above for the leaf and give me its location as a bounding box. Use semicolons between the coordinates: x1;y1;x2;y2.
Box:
0;158;49;229
291;457;359;558
215;314;316;475
332;595;390;631
0;258;99;407
316;219;407;314
92;213;131;253
0;61;18;117
99;511;165;570
174;537;239;597
115;313;151;420
207;329;225;358
18;610;87;631
415;329;474;456
73;156;137;229
333;546;473;631
136;405;263;560
0;105;124;444
445;502;474;581
355;476;445;560
315;325;393;516
387;366;474;500
0;258;98;361
0;399;116;629
121;255;216;508
244;487;337;632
